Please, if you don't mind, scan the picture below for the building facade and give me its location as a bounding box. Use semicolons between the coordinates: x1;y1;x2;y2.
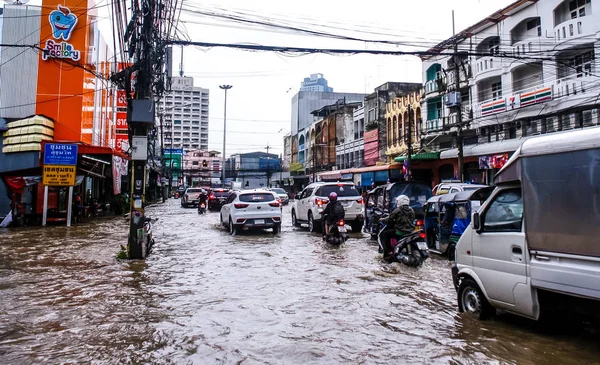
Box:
181;149;221;187
299;73;333;92
384;91;422;158
335;105;365;170
160;76;209;151
226;152;281;189
420;0;600;184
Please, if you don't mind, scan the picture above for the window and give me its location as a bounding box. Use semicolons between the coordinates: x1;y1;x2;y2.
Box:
569;50;594;77
482;188;523;232
367;108;376;123
526;18;542;37
492;82;502;100
239;193;276;202
570;0;590;19
300;187;314;200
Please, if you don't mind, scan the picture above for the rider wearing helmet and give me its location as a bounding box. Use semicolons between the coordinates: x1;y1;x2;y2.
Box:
320;192;345;235
198;189;209;212
380;195;415;260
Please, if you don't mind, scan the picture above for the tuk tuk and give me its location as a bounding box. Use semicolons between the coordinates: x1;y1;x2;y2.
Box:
367;182;433;240
424;187;493;260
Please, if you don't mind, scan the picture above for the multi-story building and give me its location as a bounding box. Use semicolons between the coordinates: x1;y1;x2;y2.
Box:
335;105;365;170
226;152;281;189
160;76;209;152
363;82;422;166
299;73;334;92
420;0;600;184
181;149;221;187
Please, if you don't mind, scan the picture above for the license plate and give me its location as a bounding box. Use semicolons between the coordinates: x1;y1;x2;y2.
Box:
416;241;428;250
254;219;265;225
338;226;347;233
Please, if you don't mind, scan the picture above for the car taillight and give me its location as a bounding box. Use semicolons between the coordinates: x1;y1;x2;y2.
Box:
419;232;426;239
337;220;345;226
234;203;249;209
315;198;328;206
269;201;280;207
209;194;215;200
415;219;424;226
356;197;364;204
273;217;281;221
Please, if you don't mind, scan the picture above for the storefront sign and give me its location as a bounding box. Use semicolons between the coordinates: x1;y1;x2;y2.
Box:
117;90;128;108
43;143;78;165
42;5;80;62
116;112;127;129
481;99;506;116
43;165;76;186
479;153;509;169
115;134;129;152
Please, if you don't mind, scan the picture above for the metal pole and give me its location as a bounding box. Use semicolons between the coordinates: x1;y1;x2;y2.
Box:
453;10;465;182
42;185;48;226
220;85;232;187
66;186;73;227
159;113;166;202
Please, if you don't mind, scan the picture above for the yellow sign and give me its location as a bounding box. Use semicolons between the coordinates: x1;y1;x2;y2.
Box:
43;165;76;186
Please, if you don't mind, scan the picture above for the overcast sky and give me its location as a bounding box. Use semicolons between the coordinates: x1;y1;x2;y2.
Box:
86;0;515;156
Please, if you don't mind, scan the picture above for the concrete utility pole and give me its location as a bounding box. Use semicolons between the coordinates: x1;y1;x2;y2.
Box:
265;144;271;188
220;85;232;188
453;10;465;182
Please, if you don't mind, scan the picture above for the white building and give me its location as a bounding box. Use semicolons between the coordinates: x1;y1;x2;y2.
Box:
420;0;600;183
299;73;334;92
161;76;209;151
336;104;365;169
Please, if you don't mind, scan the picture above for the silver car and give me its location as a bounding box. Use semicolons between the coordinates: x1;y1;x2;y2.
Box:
269;188;290;205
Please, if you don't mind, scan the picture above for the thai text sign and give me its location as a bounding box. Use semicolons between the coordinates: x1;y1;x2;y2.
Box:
43;165;76;186
43;143;78;165
116;112;127;129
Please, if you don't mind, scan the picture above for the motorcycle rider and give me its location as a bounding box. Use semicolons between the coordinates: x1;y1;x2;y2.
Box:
320;192;345;236
380;195;415;261
197;189;208;213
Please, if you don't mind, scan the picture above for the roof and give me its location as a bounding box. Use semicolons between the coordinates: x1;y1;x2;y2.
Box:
421;0;538;60
440;138;531;159
519;126;600;157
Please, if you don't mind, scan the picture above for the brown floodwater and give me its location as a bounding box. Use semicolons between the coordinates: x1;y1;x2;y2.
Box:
1;200;599;364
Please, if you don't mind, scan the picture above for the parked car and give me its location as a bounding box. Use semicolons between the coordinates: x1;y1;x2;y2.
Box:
220;189;282;235
433;182;488;195
269;188;290;205
208;188;230;211
181;187;203;208
291;182;364;233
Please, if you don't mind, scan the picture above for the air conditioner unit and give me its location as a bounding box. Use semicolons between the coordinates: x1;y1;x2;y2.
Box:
443;91;461;107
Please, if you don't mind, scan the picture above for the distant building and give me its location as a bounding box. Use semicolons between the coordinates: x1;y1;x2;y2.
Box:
300;73;333;92
160;76;209;151
182;149;222;187
226;152;281;189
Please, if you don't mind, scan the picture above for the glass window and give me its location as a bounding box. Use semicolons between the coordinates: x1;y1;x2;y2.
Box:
317;184;360;197
483;188;523;232
239;193;276;202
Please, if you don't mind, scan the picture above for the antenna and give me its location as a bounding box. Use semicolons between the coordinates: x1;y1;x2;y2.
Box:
3;0;30;4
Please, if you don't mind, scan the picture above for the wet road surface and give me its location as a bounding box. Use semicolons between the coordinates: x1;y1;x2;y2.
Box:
1;199;600;364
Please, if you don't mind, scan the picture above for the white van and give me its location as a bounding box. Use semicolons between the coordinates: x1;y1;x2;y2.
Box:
452;127;600;320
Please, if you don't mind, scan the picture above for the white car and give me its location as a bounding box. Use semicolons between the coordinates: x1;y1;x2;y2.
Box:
181;187;203;207
291;182;364;233
220;189;282;235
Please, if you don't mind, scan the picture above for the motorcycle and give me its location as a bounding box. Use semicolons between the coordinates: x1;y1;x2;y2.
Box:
198;201;207;214
377;220;429;267
323;217;349;245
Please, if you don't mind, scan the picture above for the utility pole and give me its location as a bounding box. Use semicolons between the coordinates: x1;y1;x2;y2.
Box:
220;85;232;188
265;144;271;188
159;113;165;202
453;10;465;182
407;104;413;181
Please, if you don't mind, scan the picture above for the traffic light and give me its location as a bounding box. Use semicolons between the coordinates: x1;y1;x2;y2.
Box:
202;160;207;167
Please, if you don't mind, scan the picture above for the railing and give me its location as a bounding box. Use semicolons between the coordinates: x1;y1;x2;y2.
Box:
424;79;441;94
554;74;595;99
424;119;441;132
474;55;502;77
511;38;542;59
554;16;594;44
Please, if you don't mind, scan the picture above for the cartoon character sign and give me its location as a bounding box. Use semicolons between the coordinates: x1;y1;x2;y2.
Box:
49;5;78;41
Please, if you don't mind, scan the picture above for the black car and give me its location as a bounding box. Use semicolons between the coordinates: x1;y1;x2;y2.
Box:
208;188;231;211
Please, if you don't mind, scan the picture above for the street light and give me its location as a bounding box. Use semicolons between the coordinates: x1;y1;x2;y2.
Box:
219;85;232;188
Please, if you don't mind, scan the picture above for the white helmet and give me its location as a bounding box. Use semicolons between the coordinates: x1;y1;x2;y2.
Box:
396;195;410;207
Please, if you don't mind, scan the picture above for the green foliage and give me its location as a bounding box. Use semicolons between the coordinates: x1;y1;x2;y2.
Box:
116;245;128;260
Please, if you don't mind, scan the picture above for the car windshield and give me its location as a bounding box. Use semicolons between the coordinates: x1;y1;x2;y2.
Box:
389;183;432;211
462;186;484;191
318;185;360;197
213;191;229;198
271;188;286;194
239;193;275;202
186;189;202;193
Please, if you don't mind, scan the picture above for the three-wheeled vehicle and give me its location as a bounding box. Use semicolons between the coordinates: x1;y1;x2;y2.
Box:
424;188;493;260
367;182;432;240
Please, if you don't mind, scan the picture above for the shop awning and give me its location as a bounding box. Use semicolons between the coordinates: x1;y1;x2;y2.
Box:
440;138;531;159
350;163;402;173
394;152;440;162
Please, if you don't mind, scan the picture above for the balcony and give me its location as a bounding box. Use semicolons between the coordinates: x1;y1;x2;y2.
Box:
475;83;554;118
511;38;542;60
424;119;442;133
424;79;443;95
474;56;502;81
554;74;595;99
554;17;594;46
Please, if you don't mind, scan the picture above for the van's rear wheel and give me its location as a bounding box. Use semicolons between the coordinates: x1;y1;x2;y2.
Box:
458;279;493;320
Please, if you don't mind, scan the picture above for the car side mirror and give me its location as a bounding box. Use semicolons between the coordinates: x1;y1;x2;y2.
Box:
472;212;481;232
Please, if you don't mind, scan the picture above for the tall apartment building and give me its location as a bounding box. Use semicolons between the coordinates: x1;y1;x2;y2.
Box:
300;73;333;92
161;76;209;151
419;0;600;184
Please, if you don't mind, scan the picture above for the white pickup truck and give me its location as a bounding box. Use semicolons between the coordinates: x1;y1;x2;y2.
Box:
452;127;600;320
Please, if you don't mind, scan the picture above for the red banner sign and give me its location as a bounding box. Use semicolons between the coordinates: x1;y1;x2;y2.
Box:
116;112;127;129
116;90;127;108
115;134;129;152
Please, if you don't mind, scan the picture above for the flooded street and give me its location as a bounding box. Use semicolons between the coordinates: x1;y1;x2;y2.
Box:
1;199;600;364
